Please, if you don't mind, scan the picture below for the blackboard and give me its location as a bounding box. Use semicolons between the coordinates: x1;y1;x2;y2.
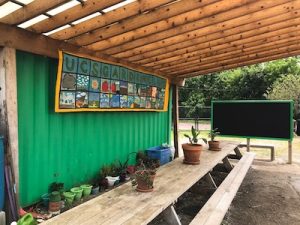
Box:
211;100;293;140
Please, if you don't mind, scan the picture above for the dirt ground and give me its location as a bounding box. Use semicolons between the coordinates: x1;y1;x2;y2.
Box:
150;159;300;225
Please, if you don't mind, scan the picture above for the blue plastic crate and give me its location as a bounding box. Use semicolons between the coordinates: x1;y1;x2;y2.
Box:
146;146;171;165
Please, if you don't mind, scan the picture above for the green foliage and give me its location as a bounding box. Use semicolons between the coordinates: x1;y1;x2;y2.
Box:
184;126;207;144
49;182;64;193
208;128;220;142
180;57;300;115
267;74;300;118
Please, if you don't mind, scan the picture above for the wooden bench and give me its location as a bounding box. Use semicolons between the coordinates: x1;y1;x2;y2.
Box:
239;143;274;161
190;152;255;225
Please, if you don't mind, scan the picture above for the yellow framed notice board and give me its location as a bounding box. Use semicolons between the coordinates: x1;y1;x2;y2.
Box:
55;51;169;112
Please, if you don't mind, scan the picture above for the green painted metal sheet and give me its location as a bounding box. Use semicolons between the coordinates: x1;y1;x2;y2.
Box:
16;51;171;206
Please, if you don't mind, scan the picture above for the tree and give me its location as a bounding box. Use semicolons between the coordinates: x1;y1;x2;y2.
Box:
267;74;300;118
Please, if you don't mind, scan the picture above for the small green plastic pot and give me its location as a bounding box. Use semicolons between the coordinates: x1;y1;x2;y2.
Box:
70;187;83;201
63;192;75;205
41;193;50;207
80;184;92;197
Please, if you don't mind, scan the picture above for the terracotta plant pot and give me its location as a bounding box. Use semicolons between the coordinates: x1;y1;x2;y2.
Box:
135;170;156;192
182;143;203;165
208;141;221;151
49;201;61;215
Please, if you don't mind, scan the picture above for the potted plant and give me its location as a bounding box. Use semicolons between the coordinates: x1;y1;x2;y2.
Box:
208;128;221;151
132;161;157;192
63;191;75;206
182;126;207;165
80;184;93;197
91;176;100;195
70;187;83;201
48;191;61;215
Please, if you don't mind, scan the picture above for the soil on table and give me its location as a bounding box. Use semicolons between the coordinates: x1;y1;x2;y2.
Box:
150;160;300;225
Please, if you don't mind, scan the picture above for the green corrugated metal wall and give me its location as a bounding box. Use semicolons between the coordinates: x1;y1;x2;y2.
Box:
16;51;172;206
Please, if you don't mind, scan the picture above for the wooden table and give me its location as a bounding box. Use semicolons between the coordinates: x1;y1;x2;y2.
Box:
42;141;240;225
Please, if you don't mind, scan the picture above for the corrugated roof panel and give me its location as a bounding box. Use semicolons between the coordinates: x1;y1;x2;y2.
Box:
0;2;21;19
18;14;49;28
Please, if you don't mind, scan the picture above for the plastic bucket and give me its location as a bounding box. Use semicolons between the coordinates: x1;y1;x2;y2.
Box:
70;187;83;201
80;184;92;197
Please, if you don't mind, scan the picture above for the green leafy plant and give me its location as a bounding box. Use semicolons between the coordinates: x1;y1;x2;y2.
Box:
131;161;156;189
184;126;207;144
208;128;220;142
49;182;64;193
50;191;61;202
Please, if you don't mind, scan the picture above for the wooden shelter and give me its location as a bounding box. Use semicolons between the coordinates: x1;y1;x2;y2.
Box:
0;0;300;208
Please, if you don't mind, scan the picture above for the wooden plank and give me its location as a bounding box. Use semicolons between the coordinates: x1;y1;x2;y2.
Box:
0;47;20;208
74;0;255;47
0;0;9;7
67;0;218;44
162;205;182;225
222;157;233;172
42;141;240;225
98;0;294;55
51;0;176;40
149;26;300;69
0;22;168;78
189;152;255;225
204;173;217;189
288;141;292;164
176;48;300;78
164;38;300;73
172;84;179;158
128;14;300;64
27;0;123;33
112;5;299;58
168;42;300;75
0;0;70;25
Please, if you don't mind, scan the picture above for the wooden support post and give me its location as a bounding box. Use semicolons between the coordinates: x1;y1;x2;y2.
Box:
288;140;292;164
162;205;182;225
0;47;19;207
234;147;243;158
204;172;217;189
172;84;179;158
246;138;250;152
222;156;233;172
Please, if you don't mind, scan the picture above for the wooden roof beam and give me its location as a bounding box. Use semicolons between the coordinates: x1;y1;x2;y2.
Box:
176;49;300;78
119;7;300;61
73;0;253;47
0;0;70;25
27;0;124;33
163;38;300;73
149;22;300;69
99;0;294;56
50;0;180;40
66;0;219;45
0;22;167;78
169;43;300;76
131;4;300;64
0;0;9;6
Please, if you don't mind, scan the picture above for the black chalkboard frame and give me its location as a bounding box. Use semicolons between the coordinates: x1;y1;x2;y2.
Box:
211;100;294;141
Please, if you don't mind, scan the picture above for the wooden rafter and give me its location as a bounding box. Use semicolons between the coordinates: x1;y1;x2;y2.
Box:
67;0;219;45
0;0;9;6
170;43;300;76
177;49;300;78
96;0;296;55
72;0;241;47
0;0;70;25
50;0;176;40
130;1;300;63
163;38;300;73
27;0;123;33
156;33;300;71
114;6;299;58
0;22;168;78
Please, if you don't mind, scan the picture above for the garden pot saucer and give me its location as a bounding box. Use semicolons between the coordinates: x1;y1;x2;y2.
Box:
183;160;200;165
136;187;154;192
209;147;221;151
